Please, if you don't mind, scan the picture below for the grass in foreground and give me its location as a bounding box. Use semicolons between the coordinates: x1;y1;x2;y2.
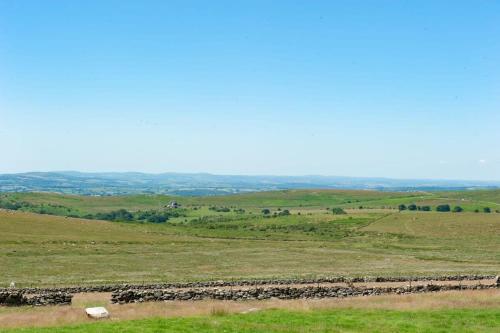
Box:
2;289;499;329
1;308;499;333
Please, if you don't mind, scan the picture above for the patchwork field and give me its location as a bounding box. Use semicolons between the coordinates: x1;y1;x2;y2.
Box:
2;189;500;216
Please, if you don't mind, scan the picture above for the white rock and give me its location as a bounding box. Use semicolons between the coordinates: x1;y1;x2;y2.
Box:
85;307;110;319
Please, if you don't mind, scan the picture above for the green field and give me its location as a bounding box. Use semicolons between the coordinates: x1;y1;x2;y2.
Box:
1;189;499;286
3;189;500;214
1;308;499;333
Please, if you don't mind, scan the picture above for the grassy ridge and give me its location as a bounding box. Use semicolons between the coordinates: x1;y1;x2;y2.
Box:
1;308;499;333
437;189;500;206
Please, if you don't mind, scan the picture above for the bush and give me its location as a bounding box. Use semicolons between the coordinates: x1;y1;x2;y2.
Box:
0;200;23;210
147;215;168;223
95;209;134;221
483;207;491;213
278;209;290;216
407;204;417;211
261;209;270;215
419;206;431;211
436;204;451;212
398;204;407;211
331;207;347;215
209;206;230;212
452;206;463;213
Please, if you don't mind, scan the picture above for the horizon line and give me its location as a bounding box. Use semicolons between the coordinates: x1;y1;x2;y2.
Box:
1;170;500;184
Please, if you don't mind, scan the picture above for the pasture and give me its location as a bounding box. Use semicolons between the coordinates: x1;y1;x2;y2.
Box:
0;189;499;332
1;189;499;286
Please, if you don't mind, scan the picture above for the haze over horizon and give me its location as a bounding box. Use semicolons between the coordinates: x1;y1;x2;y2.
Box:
2;170;499;197
1;1;499;180
3;169;500;184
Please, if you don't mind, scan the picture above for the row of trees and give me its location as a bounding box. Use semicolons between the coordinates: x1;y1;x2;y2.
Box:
208;206;246;214
261;208;290;217
399;204;494;213
262;207;347;216
0;196;187;222
398;204;431;211
87;208;185;223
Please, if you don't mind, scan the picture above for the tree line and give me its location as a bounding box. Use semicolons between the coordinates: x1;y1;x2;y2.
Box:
398;203;495;213
86;208;185;223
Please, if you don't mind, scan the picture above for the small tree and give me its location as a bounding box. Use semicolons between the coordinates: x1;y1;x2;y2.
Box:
407;204;417;211
261;208;270;215
419;206;431;211
398;204;407;211
278;209;290;216
483;207;491;213
436;204;451;212
331;207;347;215
452;206;463;213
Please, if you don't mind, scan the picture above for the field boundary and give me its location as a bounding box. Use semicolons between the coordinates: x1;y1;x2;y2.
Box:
1;275;496;295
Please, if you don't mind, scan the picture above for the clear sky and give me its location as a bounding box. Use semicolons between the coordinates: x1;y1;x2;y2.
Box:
0;1;499;180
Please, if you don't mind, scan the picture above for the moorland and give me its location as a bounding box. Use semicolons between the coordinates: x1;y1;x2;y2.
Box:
1;189;500;332
1;189;499;286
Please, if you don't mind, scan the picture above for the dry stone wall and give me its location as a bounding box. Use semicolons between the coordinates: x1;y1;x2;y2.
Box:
1;275;497;307
111;283;498;304
2;275;494;294
0;291;72;306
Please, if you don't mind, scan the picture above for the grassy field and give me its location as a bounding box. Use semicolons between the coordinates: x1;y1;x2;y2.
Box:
1;189;499;286
2;190;423;211
3;189;500;214
1;308;499;332
1;189;499;332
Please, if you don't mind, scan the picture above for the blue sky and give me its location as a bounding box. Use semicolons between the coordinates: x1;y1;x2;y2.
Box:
0;1;499;180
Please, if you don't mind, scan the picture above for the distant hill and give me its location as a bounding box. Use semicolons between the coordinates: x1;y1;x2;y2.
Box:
0;171;499;196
